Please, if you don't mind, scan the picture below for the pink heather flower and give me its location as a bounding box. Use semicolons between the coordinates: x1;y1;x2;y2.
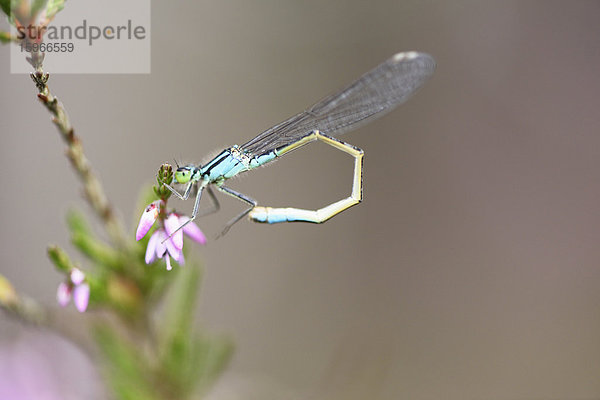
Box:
136;200;163;240
56;282;71;307
179;215;207;244
145;228;184;271
56;268;90;312
164;213;184;250
70;268;85;285
137;202;206;271
72;284;90;313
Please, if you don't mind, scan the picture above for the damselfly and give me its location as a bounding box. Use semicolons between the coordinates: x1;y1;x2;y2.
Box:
163;52;435;237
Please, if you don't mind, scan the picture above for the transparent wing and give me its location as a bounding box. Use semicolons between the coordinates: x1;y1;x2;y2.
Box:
241;52;435;157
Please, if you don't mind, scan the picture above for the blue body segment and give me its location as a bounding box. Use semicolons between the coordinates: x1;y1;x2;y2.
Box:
199;147;278;182
249;152;277;168
200;148;247;181
199;150;230;180
223;158;248;179
250;208;302;223
251;210;279;223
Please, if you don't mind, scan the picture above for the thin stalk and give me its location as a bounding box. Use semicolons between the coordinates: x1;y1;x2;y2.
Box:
29;58;127;246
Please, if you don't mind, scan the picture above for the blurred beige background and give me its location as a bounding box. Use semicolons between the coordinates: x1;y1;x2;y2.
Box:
2;1;600;399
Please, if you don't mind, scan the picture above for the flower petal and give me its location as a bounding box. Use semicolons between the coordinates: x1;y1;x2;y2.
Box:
56;282;72;307
165;239;184;265
165;255;172;271
154;229;168;259
164;214;184;250
70;268;85;285
180;216;207;244
176;251;185;266
73;283;90;313
145;230;160;264
136;201;161;241
165;236;181;259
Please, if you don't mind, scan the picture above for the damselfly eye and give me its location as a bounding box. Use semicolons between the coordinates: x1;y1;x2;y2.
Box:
174;169;192;184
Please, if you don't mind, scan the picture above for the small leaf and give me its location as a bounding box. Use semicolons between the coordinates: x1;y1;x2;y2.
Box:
106;275;143;316
66;209;92;236
191;334;234;394
0;31;14;44
158;263;201;394
0;0;10;17
164;262;201;337
0;274;18;307
157;263;233;395
47;245;76;273
94;326;160;400
44;0;65;21
71;231;123;271
67;210;124;271
30;0;47;16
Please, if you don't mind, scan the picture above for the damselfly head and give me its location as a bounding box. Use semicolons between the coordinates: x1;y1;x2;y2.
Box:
174;165;195;184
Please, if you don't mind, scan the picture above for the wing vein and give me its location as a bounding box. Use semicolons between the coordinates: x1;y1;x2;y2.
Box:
241;52;435;157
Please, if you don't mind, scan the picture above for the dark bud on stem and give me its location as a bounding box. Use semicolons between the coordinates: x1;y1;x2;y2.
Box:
154;163;174;199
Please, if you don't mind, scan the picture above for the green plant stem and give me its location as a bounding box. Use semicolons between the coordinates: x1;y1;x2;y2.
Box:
30;65;127;246
0;31;18;43
0;283;45;326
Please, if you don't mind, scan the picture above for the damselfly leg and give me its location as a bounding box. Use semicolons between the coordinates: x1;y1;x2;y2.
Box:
216;185;258;238
163;181;194;201
162;183;220;242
